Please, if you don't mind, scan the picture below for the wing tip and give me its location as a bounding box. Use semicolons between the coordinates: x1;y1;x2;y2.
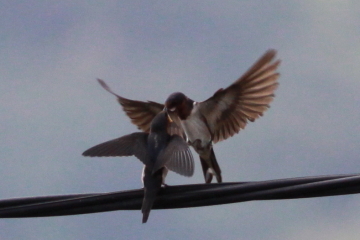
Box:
266;49;277;58
97;78;111;92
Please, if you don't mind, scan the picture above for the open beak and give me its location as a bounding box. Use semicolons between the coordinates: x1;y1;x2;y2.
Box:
167;113;173;123
163;108;173;122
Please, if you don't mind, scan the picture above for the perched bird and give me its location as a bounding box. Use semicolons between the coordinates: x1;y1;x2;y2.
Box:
82;111;194;223
97;49;280;183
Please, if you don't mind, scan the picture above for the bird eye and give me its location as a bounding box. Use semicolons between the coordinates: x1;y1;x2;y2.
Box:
169;107;176;112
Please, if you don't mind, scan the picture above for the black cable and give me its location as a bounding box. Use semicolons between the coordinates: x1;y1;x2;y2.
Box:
0;174;359;218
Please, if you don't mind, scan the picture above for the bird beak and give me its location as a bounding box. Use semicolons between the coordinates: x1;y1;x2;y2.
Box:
163;108;173;122
167;114;173;123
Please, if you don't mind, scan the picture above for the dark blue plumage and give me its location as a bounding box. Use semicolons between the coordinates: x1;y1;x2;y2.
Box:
83;111;194;223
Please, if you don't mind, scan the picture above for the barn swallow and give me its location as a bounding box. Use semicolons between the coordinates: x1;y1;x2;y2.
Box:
82;111;194;223
97;49;280;183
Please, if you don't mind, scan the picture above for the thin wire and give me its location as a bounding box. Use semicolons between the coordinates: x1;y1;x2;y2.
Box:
0;174;359;218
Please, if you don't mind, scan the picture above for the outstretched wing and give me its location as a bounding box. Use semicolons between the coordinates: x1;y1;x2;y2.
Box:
198;49;280;143
154;135;194;177
97;79;184;138
82;132;149;165
97;79;164;133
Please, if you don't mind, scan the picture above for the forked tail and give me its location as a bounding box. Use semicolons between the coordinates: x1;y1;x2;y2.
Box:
200;147;222;183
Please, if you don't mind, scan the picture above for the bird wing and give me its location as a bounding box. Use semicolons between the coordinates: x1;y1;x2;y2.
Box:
82;132;150;165
154;135;194;177
198;49;280;143
97;79;183;137
97;79;163;133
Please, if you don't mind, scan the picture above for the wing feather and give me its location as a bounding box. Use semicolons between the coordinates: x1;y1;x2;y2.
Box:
82;132;149;165
198;50;280;143
154;135;194;177
97;79;164;133
97;79;185;138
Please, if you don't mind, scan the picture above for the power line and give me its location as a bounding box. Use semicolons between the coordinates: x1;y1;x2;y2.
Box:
0;174;359;218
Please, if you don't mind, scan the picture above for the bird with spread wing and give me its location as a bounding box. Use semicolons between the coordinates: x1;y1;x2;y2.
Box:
83;111;194;223
97;49;280;183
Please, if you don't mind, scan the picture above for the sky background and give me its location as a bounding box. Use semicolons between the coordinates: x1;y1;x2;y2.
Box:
1;1;360;239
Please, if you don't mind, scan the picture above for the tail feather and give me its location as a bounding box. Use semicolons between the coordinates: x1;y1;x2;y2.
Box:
210;148;222;183
199;148;222;183
141;196;154;223
200;157;213;183
141;167;163;223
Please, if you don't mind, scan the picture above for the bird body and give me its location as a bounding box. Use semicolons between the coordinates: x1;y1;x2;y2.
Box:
180;102;212;146
96;49;280;183
141;113;171;223
167;99;220;182
83;111;194;223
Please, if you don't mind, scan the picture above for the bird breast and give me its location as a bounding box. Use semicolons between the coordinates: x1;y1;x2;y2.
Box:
181;104;212;147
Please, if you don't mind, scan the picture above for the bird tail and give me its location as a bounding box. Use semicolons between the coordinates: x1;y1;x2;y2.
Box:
142;167;163;223
142;195;155;223
200;148;222;183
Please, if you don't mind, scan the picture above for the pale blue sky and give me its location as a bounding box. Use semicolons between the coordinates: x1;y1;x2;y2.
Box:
1;1;360;239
